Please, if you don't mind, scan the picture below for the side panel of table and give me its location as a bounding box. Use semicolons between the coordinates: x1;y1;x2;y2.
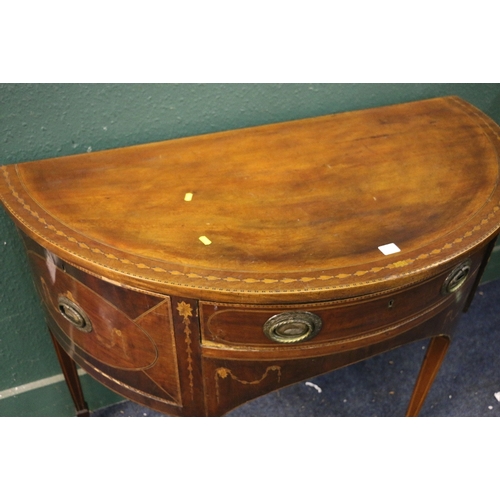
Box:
23;236;190;415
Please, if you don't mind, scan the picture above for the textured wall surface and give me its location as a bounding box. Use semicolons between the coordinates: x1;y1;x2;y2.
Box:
1;83;500;415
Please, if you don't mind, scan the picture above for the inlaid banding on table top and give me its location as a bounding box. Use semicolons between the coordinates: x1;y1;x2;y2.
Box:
450;96;500;154
3;96;500;296
2;162;500;293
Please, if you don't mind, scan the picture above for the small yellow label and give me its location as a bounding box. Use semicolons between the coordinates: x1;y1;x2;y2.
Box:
184;192;193;201
199;236;212;245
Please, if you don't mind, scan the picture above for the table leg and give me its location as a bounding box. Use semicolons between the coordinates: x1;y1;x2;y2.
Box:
405;335;450;417
49;329;90;417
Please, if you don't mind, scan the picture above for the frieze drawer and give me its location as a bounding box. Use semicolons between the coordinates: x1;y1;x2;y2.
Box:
200;251;484;350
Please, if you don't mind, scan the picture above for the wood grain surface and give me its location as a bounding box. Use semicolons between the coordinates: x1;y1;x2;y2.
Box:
2;96;500;302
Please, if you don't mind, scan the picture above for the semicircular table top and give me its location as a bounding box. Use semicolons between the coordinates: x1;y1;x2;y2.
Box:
2;96;500;301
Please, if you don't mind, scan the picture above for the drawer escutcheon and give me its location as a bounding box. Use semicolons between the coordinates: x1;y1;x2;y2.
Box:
57;295;93;333
263;311;322;344
441;259;472;295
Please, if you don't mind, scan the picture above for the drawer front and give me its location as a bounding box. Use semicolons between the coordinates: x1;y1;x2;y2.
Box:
27;249;182;406
200;253;484;349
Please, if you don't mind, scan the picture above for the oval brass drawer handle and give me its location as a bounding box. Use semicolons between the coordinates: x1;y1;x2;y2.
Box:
57;296;93;332
263;311;322;344
441;259;472;295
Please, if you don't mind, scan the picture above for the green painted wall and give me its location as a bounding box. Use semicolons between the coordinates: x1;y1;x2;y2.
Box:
1;83;500;416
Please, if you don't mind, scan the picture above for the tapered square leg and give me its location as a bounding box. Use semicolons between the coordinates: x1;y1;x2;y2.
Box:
49;329;90;417
406;335;451;417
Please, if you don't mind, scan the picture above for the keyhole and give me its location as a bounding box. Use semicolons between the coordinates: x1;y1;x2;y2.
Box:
388;299;395;309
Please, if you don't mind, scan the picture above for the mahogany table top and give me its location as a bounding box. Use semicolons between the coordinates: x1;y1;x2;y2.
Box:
2;96;500;302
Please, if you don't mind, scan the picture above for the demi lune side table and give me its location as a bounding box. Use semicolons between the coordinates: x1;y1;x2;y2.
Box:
1;96;500;416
